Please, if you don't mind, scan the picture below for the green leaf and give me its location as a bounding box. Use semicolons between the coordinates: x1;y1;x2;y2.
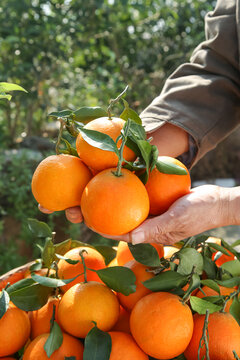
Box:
156;157;188;175
176;248;203;276
65;357;76;360
72;106;108;123
200;280;220;294
92;245;117;265
202;256;217;279
78;127;119;155
0;82;27;93
183;274;201;300
120;99;142;125
221;260;240;279
27;218;52;238
143;270;188;292
42;238;55;269
229;296;240;325
6;278;35;294
128;243;161;267
48;110;73;118
136;140;152;173
0;94;12;101
221;239;240;261
44;322;63;357
207;242;232;257
0;289;10;319
230;239;240;248
97;267;136;295
217;277;240;288
83;325;111;360
55;253;80;265
150;145;159;171
8;282;52;311
190;296;222;314
29;259;43;272
31;273;81;288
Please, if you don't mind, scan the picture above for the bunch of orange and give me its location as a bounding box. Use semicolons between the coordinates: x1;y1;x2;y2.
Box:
31;114;191;236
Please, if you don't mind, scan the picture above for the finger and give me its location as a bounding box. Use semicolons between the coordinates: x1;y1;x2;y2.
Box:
65;207;83;224
38;204;54;214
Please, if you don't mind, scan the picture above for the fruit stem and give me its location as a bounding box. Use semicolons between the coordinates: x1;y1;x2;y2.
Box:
50;304;56;331
55;117;65;155
114;118;131;177
107;85;129;119
233;350;240;360
222;286;240;312
79;249;88;283
197;309;210;360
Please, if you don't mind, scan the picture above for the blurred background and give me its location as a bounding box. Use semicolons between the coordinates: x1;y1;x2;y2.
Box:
1;0;239;274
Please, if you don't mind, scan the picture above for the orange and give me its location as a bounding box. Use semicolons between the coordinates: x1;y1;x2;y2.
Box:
184;312;240;360
57;246;106;292
196;285;237;312
130;292;193;359
111;306;131;333
58;281;119;338
28;296;60;339
81;168;150;236
31;154;92;211
23;332;84;359
116;241;164;266
213;249;235;266
117;260;154;311
76;117;136;171
0;302;30;357
108;331;148;360
0;269;25;291
145;156;191;215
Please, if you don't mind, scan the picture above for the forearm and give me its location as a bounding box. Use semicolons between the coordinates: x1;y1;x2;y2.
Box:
149;123;189;158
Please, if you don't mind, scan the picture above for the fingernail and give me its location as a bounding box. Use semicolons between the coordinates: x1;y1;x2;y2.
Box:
131;231;145;245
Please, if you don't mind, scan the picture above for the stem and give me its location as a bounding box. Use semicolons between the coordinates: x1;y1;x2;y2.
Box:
222;287;240;312
233;350;240;360
198;310;210;360
114;119;131;177
55;118;64;155
107;85;129;119
79;250;88;283
50;304;56;331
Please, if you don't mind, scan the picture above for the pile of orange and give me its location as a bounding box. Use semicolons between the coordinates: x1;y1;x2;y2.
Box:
0;238;240;359
31;115;191;236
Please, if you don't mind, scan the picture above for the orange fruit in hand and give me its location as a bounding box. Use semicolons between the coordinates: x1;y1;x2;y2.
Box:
0;303;30;357
117;260;154;311
130;292;193;359
145;156;191;215
108;331;148;360
58;281;119;338
28;296;60;339
81;168;150;235
76;117;136;171
196;285;237;312
116;241;164;266
184;312;240;360
22;332;84;359
31;154;92;211
57;246;106;292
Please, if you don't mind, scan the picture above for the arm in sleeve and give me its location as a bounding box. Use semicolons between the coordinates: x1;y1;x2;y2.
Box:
141;0;240;167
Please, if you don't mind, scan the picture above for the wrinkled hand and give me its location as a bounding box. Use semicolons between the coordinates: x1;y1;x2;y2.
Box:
38;184;234;246
104;185;231;245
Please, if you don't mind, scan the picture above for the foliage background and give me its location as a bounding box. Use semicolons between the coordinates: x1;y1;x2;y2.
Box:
1;0;239;274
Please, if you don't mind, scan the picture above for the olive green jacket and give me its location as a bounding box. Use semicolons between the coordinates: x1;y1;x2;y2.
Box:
141;0;240;167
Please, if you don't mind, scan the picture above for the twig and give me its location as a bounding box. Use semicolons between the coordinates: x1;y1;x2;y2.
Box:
198;310;210;360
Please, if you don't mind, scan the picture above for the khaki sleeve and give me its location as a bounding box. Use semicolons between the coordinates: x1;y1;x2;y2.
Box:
141;0;240;166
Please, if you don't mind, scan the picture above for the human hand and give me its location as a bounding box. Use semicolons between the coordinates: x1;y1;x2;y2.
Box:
103;185;233;245
38;204;83;224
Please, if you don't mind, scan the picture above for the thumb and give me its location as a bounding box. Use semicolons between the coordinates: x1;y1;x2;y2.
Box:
130;212;175;245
